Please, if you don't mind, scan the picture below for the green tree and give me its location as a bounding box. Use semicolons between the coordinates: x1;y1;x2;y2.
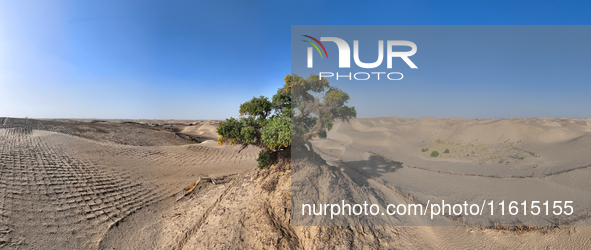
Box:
217;73;355;169
290;74;356;152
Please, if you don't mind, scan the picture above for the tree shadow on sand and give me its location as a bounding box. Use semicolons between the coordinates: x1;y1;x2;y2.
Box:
329;154;404;210
345;154;404;180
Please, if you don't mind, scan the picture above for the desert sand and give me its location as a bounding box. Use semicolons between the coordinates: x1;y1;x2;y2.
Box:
308;117;591;226
2;116;591;249
299;117;591;246
0;117;258;249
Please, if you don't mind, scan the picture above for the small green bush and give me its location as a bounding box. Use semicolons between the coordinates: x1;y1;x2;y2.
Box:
430;150;439;157
421;148;427;152
443;149;449;153
257;149;276;169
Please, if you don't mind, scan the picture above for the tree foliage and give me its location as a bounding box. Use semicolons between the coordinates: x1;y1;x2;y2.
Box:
290;74;356;147
216;73;355;169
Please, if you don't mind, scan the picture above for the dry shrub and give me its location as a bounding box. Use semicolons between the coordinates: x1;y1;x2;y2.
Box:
262;177;278;192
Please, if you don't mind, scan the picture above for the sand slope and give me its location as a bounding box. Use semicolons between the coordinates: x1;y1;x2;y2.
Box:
103;141;591;249
3;117;591;249
311;117;591;228
0;119;256;249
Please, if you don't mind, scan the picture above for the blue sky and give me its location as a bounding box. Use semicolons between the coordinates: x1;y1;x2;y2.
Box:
1;1;591;119
292;26;591;118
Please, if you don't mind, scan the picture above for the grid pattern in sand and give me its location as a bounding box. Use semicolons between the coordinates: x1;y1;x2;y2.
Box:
0;127;161;249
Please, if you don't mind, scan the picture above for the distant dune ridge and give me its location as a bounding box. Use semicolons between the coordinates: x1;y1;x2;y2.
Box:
318;117;591;168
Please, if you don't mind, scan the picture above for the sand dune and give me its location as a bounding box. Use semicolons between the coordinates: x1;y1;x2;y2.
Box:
180;120;220;138
0;118;256;249
3;116;591;249
310;117;591;228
